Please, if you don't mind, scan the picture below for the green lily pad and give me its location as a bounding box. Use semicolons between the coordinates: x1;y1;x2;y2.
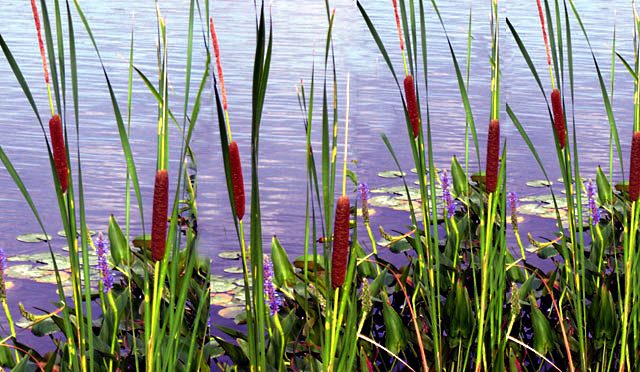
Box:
218;251;241;260
377;170;406;178
233;278;246;286
518;204;550;216
57;230;96;238
223;266;244;274
526;180;552;188
16;233;52;243
33;271;71;284
218;306;244;319
5;264;39;279
368;195;401;209
211;278;236;293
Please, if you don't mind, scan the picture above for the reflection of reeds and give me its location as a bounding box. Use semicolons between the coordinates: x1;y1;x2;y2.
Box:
49;114;68;193
485;119;500;193
551;89;566;149
331;196;350;289
151;169;168;261
229;141;245;220
403;75;420;138
629;132;640;201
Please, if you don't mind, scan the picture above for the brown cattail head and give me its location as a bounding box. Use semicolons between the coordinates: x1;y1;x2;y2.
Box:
30;0;49;84
49;114;68;193
392;0;404;51
151;169;169;262
403;75;420;138
229;141;245;220
331;196;350;289
629;132;640;202
209;17;228;111
550;89;566;149
485;119;500;193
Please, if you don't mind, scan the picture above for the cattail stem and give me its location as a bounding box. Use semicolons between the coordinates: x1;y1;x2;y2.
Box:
229;141;245;220
629;132;640;201
151;169;168;261
49;114;68;193
404;75;420;138
331;196;350;289
485;119;500;193
551;89;567;149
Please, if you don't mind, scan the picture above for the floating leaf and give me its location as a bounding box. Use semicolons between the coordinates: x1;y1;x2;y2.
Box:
16;233;52;243
57;230;96;237
211;278;237;293
210;293;234;306
526;180;552;187
218;306;244;319
377;170;405;178
223;266;244;274
33;271;71;284
218;251;240;260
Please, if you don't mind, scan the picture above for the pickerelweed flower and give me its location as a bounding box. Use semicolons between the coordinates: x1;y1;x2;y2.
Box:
331;196;351;289
508;191;519;230
358;182;371;224
263;255;282;316
586;180;600;226
485;119;500;193
96;232;114;293
0;249;6;300
441;170;456;216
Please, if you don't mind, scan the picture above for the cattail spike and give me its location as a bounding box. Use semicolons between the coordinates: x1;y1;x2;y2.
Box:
403;75;420;138
536;0;552;68
629;132;640;202
209;17;228;111
331;196;350;289
229;141;245;220
49;114;68;193
392;0;404;51
30;0;49;85
151;169;169;261
485;119;500;193
550;89;566;149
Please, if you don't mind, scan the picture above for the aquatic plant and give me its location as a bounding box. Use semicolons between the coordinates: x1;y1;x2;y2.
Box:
150;169;168;262
485;119;500;193
331;195;350;289
48;114;68;193
228;140;245;220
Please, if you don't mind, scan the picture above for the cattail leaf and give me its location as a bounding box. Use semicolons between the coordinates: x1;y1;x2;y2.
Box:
595;166;612;205
450;156;468;196
108;215;130;266
271;236;295;287
382;302;407;354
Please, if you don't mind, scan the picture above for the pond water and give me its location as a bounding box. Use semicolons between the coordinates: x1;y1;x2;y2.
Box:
0;0;635;344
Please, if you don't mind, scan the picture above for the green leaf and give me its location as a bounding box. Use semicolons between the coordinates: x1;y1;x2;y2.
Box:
377;170;406;178
595;166;612;205
382;302;407;354
450;156;467;196
271;236;295;287
108;215;131;266
16;233;51;243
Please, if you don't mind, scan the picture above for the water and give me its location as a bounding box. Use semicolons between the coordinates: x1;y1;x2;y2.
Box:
0;0;635;341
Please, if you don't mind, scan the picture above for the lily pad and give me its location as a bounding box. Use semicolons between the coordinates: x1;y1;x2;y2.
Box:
5;264;39;279
218;251;241;260
377;170;406;178
33;271;71;284
16;233;52;243
526;180;552;188
218;306;244;319
210;293;234;306
518;204;550;216
223;266;244;274
211;278;236;293
57;230;96;238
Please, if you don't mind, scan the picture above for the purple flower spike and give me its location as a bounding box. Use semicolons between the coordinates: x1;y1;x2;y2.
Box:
508;191;519;230
263;255;282;316
358;183;371;224
586;180;600;226
96;232;114;293
440;170;456;216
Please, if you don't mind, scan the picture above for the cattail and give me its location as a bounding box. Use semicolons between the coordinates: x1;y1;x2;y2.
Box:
392;0;404;51
30;0;49;84
229;141;245;220
629;132;640;202
151;169;168;261
550;89;566;149
49;114;68;193
485;119;500;193
209;17;228;111
331;196;350;289
404;75;420;138
536;0;552;68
